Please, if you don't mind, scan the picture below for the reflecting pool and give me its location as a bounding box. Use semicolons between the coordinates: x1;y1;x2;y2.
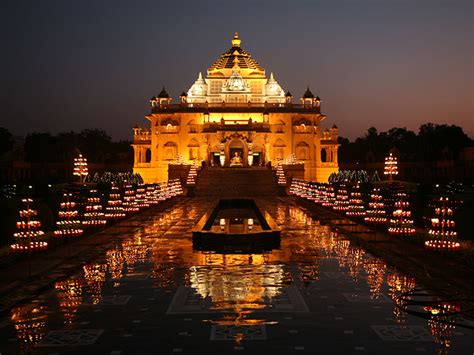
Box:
1;198;473;354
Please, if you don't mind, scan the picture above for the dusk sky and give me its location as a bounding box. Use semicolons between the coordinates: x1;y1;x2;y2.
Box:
1;0;473;141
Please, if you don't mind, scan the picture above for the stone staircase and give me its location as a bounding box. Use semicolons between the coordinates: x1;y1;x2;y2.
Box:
195;167;278;197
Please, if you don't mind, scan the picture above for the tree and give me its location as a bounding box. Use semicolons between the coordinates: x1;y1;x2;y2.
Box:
0;127;14;156
79;129;112;164
24;133;59;163
417;123;473;161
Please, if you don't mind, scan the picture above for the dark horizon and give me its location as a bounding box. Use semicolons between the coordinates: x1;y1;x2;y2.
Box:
1;0;473;141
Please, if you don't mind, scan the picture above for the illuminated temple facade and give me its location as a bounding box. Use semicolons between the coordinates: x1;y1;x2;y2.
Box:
132;33;339;183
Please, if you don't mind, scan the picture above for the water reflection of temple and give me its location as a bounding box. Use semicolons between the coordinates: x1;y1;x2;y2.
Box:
55;278;83;324
363;257;387;299
106;247;125;287
347;247;366;282
83;263;106;305
10;304;48;351
387;273;416;325
425;302;461;355
122;238;150;273
189;253;286;320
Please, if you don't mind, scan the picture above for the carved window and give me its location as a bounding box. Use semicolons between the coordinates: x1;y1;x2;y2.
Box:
163;142;177;160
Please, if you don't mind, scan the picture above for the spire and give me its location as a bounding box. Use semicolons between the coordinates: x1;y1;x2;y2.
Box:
231;32;241;47
302;86;315;98
196;72;205;83
269;72;275;81
158;86;170;98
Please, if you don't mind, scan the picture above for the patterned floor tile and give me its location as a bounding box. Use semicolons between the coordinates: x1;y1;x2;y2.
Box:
342;293;391;303
36;329;104;346
371;325;433;341
210;325;266;341
167;286;308;314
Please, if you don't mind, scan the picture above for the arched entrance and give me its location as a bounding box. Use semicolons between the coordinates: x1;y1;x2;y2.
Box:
227;139;246;166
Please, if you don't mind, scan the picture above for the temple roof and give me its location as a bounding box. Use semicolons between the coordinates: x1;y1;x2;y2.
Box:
208;32;264;71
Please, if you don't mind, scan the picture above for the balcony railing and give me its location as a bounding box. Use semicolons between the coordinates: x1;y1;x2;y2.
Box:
202;122;271;133
151;102;321;113
133;136;151;144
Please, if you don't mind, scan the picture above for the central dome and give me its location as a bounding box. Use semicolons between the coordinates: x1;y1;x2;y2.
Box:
222;59;251;92
208;32;264;72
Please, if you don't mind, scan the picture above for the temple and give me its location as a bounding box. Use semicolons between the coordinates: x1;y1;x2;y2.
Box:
132;32;339;183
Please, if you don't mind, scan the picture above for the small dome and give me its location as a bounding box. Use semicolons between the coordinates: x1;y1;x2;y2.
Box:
158;87;170;98
222;62;250;92
180;91;188;97
265;72;285;97
133;124;140;129
302;86;315;99
187;72;208;97
285;91;293;97
150;96;157;101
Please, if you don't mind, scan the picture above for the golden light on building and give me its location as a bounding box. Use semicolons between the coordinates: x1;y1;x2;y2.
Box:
132;33;338;183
